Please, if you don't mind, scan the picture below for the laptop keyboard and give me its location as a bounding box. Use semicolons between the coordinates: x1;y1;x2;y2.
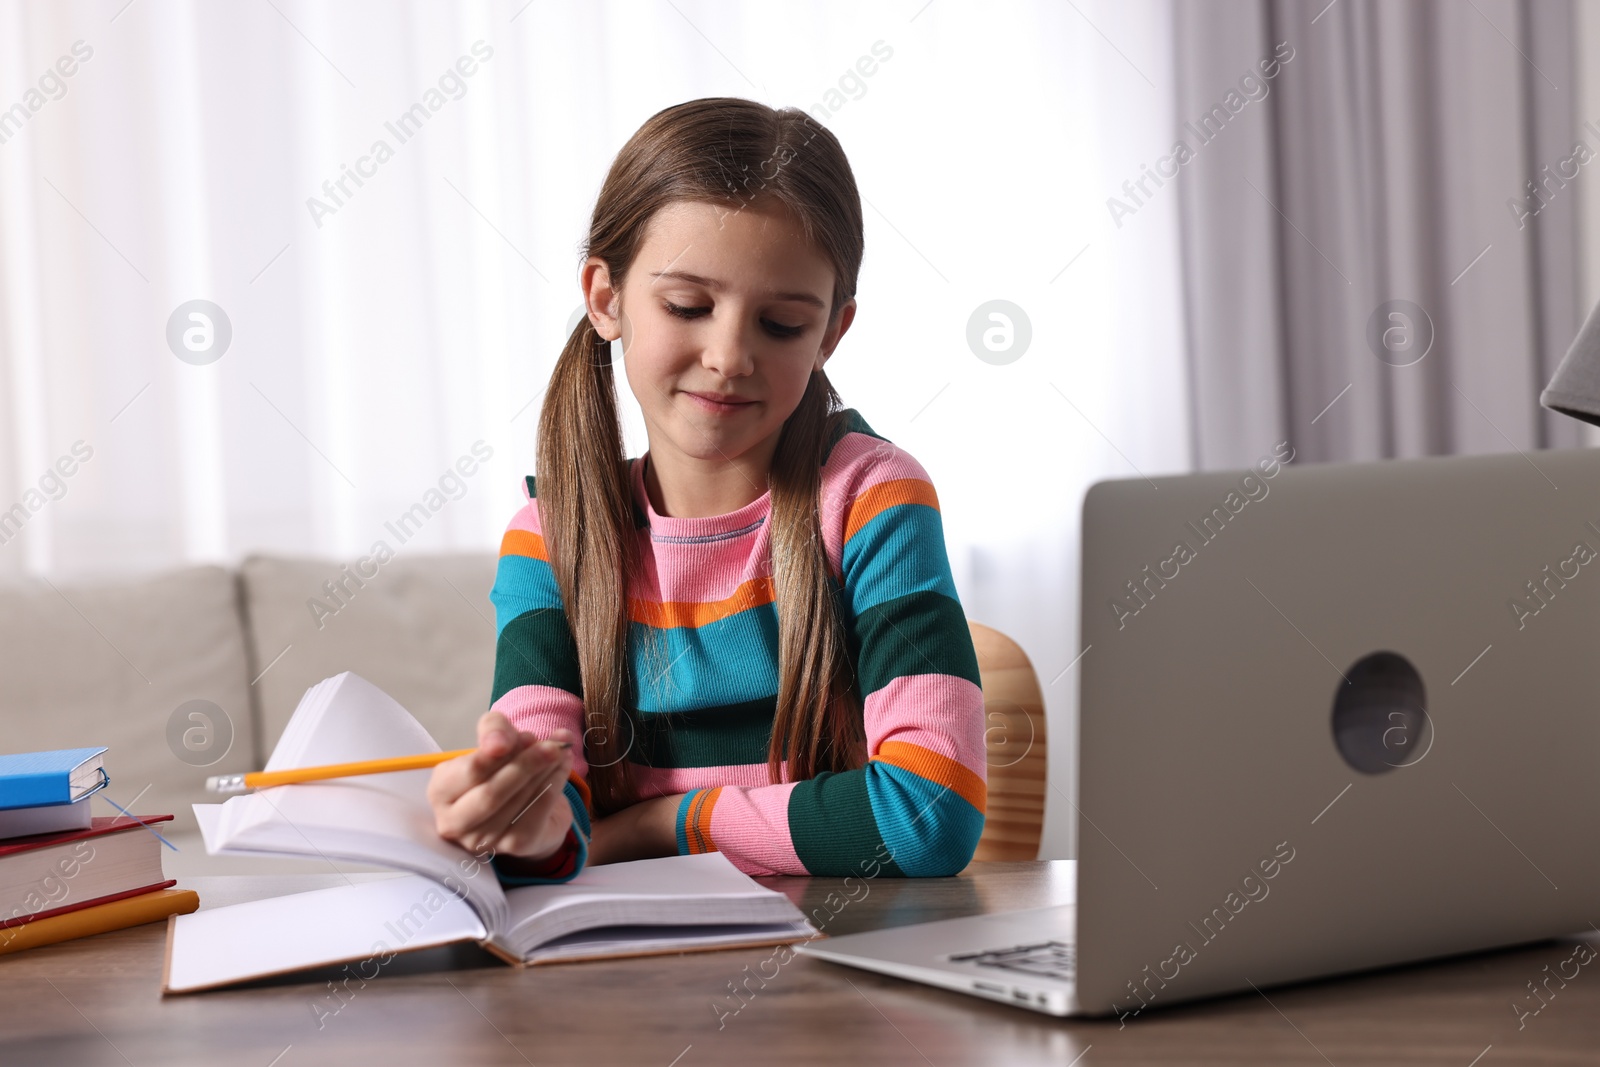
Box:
948;939;1077;981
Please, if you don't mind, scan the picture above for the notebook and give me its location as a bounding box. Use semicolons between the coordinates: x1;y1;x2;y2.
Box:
0;814;176;929
0;747;108;809
164;672;821;995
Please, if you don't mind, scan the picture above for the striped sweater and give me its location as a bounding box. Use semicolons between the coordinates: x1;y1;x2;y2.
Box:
486;409;986;883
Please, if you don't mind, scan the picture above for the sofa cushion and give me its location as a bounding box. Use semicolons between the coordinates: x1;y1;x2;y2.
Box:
239;553;499;760
0;565;258;834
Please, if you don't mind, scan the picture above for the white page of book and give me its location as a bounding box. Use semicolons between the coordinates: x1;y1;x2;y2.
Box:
195;672;510;929
193;802;283;859
525;920;819;964
194;784;508;931
164;874;485;994
265;672;442;777
503;852;808;953
0;798;92;838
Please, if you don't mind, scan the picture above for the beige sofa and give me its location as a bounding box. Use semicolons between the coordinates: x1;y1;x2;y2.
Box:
0;553;499;875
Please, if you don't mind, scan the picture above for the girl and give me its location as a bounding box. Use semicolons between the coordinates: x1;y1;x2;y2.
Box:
425;97;986;884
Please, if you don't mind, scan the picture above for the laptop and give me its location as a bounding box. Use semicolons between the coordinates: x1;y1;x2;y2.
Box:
795;445;1600;1018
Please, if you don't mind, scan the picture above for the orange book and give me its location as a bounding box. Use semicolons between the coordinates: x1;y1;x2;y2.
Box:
0;888;198;956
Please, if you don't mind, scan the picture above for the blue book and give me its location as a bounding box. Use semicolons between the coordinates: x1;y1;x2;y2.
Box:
0;748;109;810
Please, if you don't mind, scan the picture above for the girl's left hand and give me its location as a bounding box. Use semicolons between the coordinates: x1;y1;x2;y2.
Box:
589;793;687;865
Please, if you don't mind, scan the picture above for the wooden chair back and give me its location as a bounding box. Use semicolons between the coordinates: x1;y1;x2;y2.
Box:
964;620;1048;864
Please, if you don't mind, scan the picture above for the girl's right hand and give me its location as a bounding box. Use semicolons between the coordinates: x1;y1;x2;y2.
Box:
426;711;576;861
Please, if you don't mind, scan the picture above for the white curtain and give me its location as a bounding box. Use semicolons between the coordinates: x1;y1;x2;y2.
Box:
0;0;1191;860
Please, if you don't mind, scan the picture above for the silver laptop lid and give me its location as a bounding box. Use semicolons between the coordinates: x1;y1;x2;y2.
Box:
1076;445;1600;1017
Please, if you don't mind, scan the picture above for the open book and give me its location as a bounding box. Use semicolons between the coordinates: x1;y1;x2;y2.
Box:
163;672;820;995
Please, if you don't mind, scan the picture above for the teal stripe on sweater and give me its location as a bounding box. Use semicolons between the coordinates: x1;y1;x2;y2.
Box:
490;553;563;637
864;761;985;876
840;502;961;619
626;607;781;714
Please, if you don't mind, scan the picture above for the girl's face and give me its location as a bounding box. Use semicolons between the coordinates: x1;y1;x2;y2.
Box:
584;198;855;473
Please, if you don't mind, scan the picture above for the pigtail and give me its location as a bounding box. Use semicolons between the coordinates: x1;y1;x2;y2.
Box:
767;370;866;782
536;314;641;817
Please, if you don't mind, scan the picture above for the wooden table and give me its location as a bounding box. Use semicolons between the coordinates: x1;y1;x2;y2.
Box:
2;860;1599;1065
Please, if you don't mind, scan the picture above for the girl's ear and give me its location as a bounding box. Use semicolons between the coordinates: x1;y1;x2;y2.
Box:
818;298;857;368
581;255;624;341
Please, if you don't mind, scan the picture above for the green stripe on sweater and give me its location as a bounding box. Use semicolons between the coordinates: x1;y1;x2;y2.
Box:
849;589;982;695
788;769;908;877
493;607;582;700
623;696;785;768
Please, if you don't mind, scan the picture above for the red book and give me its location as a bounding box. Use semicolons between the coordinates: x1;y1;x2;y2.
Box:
0;815;176;930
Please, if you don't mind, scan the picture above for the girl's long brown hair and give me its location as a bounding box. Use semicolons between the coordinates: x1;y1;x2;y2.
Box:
536;97;866;818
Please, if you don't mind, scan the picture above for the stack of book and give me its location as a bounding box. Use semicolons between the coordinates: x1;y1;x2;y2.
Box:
0;746;198;956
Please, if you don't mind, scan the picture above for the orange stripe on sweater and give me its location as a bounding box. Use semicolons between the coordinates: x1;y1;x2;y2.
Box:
844;479;940;543
871;740;986;814
500;529;547;561
629;577;775;629
686;786;721;854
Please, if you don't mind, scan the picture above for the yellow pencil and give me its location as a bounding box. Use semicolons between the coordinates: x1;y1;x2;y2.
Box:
204;742;572;794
